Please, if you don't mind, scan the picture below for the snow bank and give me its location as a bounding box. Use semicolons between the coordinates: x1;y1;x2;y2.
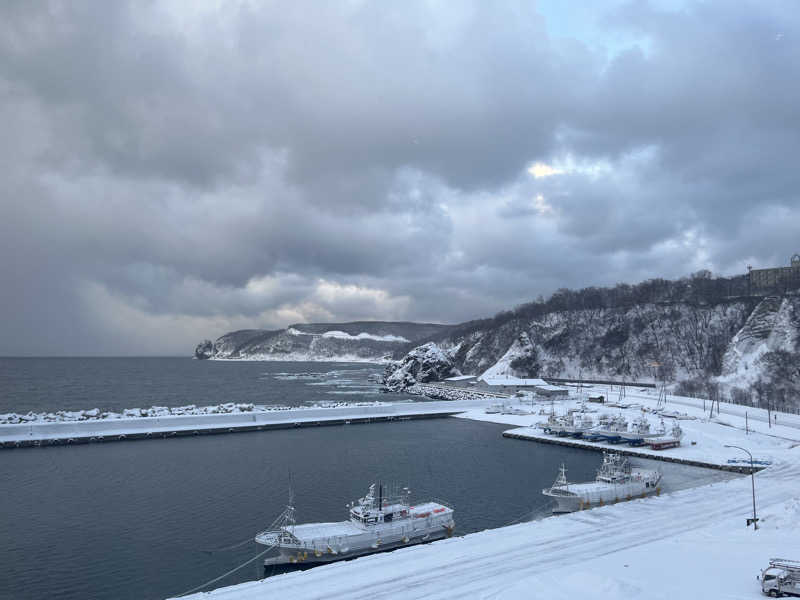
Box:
321;331;410;343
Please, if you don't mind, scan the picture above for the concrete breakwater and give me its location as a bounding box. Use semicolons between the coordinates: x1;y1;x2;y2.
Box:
0;400;488;449
502;428;763;474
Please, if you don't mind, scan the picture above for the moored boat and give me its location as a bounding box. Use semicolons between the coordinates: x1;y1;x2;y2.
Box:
542;452;662;513
255;483;454;565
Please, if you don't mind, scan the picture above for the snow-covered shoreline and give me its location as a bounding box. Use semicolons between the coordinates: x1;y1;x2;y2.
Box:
207;355;390;363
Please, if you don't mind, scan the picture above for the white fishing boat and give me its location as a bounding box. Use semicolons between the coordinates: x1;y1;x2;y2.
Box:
538;411;593;435
502;406;533;416
542;452;662;513
617;414;661;440
255;483;454;565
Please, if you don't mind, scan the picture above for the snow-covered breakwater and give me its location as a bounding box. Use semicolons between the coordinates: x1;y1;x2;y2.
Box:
406;383;511;401
0;400;488;449
0;401;388;425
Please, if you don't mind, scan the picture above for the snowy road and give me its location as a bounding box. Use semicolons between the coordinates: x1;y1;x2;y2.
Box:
627;390;800;430
179;454;799;600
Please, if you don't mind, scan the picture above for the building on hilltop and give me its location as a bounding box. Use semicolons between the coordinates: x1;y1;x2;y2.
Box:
748;254;800;292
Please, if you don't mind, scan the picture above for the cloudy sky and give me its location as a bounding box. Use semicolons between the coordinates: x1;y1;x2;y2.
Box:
1;1;799;355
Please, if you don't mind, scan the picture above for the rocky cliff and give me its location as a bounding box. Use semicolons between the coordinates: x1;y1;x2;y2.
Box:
194;321;454;363
717;296;800;406
384;296;800;409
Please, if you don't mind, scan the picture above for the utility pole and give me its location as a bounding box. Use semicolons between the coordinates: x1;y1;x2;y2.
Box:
725;445;759;530
768;395;772;429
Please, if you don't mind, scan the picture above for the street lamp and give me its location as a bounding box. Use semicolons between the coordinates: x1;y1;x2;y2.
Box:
724;444;758;530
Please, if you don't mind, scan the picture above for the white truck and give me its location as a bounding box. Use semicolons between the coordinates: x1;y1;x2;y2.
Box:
760;558;800;597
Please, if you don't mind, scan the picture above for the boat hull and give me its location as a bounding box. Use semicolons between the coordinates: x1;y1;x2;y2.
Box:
546;478;661;513
264;527;451;566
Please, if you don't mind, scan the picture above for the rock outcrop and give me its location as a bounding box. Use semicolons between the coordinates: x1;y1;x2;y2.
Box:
383;343;460;390
194;340;215;360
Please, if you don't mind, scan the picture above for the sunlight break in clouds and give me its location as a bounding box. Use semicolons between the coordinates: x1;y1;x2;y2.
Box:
527;162;564;178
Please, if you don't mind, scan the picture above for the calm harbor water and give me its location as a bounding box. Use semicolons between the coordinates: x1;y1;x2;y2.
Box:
0;359;735;600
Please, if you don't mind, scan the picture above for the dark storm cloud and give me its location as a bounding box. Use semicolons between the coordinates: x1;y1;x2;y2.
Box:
1;0;799;354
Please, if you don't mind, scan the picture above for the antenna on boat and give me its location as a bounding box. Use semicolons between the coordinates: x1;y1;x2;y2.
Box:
286;469;296;530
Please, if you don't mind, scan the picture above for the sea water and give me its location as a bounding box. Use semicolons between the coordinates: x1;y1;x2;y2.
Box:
0;358;734;600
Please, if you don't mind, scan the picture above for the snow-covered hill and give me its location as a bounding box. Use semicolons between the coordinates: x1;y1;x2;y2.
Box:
718;296;800;395
384;296;800;409
194;322;453;363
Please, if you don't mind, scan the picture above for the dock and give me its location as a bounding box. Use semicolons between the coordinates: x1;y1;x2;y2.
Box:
502;428;764;474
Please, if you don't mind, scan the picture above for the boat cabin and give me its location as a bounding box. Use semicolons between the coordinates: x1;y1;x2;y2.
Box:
350;502;410;525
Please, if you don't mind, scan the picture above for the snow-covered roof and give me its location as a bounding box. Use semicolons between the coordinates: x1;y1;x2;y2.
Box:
535;384;570;392
445;375;477;381
478;376;549;386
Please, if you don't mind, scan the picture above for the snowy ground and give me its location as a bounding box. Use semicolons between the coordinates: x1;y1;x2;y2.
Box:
174;390;800;600
457;388;800;469
178;452;799;600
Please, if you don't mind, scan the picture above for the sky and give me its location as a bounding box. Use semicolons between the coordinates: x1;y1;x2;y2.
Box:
1;0;799;356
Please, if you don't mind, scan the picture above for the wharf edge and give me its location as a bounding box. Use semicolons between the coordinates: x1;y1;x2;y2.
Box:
0;411;462;450
502;430;765;474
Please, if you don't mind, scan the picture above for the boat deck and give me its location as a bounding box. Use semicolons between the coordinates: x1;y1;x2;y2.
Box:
283;502;451;544
289;521;364;542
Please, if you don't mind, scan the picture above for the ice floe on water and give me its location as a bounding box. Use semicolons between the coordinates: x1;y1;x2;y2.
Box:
272;368;383;395
272;371;330;381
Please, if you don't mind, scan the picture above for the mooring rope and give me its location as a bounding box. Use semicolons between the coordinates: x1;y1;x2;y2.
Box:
175;544;276;598
503;499;553;527
200;537;255;554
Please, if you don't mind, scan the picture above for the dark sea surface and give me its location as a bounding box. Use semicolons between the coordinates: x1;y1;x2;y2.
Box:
0;359;733;600
0;357;417;414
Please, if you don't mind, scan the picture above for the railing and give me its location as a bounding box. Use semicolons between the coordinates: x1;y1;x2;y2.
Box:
255;529;298;545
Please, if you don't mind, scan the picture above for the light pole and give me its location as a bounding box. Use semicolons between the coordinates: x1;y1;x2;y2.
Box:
725;444;758;530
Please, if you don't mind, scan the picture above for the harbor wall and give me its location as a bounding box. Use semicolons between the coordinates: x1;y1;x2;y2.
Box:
0;400;488;449
502;428;763;474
